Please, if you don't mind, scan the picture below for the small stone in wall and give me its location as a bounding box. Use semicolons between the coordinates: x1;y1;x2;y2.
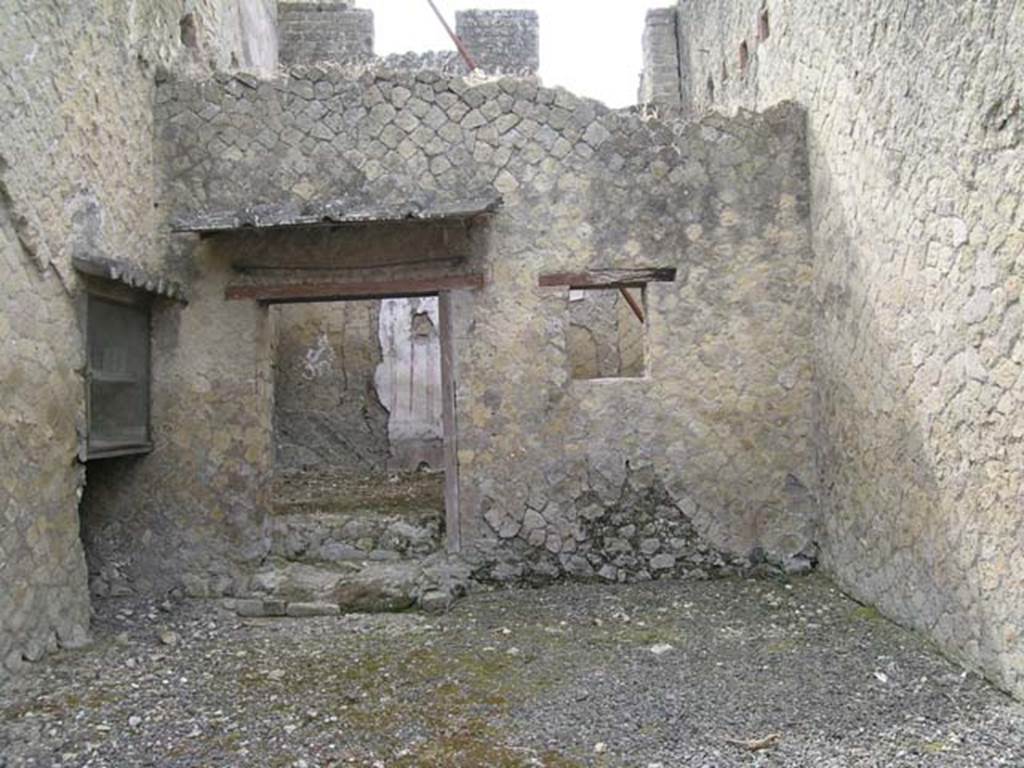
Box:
484;507;521;539
563;555;594;578
527;528;547;548
650;554;676;571
57;623;91;650
782;552;816;576
491;563;524;582
522;508;545;532
420;590;453;614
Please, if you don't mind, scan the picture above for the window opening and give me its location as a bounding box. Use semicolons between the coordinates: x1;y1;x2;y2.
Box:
85;293;152;459
567;286;646;380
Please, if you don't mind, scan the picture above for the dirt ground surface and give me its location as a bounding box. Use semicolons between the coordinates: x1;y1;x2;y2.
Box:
272;469;445;517
2;575;1023;767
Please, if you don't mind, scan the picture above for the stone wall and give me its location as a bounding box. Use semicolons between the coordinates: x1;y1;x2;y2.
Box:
456;10;540;75
639;8;682;108
273;301;390;472
0;0;191;679
674;0;1024;696
81;244;275;599
276;5;539;76
155;65;818;585
378;50;465;76
377;10;540;78
278;2;373;66
0;0;279;678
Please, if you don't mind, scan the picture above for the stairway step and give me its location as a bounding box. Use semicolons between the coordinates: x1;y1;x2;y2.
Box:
240;556;474;615
268;511;443;563
247;560;419;612
271;501;443;519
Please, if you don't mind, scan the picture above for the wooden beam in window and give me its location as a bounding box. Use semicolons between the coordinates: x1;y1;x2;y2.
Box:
618;286;646;323
538;267;677;289
225;273;485;304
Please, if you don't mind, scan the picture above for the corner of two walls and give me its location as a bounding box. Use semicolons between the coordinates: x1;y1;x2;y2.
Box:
672;0;1024;697
84;243;275;599
76;0;283;599
0;0;283;676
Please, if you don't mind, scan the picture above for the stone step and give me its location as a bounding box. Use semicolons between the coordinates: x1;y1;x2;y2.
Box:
240;556;473;615
271;500;444;519
268;510;443;563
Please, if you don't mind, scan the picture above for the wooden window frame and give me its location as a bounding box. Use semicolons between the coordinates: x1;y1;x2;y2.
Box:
82;285;154;460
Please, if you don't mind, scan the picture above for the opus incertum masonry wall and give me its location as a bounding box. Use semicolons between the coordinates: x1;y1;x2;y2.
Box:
0;0;277;677
148;64;817;589
668;0;1024;697
3;0;1020;705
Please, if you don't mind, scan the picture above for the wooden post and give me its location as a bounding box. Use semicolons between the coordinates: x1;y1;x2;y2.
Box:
438;291;462;553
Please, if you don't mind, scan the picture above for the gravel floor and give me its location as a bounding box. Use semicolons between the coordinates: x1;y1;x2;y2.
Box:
2;574;1023;767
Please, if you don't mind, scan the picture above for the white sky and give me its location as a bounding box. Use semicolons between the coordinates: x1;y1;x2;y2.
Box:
359;0;650;107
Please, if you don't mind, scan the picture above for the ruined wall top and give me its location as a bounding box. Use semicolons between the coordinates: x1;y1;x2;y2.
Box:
277;2;539;75
456;10;539;75
639;7;684;110
278;2;374;66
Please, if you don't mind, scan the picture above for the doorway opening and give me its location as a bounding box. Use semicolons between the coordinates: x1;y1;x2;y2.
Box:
268;293;455;568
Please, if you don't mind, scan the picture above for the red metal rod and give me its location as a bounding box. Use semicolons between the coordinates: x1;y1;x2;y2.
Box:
425;0;478;71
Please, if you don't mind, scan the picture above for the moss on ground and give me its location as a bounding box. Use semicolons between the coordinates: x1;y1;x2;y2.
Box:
232;636;582;766
850;604;884;622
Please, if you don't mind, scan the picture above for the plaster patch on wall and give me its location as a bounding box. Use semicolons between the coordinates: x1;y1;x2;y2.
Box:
375;298;444;471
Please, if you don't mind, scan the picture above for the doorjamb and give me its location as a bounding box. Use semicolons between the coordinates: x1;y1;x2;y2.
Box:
438;290;461;554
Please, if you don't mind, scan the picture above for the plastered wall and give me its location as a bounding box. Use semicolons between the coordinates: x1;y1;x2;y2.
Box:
675;0;1024;696
375;297;445;471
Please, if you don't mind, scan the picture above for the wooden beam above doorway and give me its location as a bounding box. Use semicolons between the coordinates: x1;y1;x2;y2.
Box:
538;267;677;289
225;273;486;304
